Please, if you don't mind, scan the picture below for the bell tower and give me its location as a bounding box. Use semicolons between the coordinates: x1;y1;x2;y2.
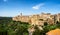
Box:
20;13;22;16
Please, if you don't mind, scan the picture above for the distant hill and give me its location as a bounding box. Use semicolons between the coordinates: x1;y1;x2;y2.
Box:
0;17;12;20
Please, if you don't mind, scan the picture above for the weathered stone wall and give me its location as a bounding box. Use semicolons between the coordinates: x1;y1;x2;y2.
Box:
12;13;60;26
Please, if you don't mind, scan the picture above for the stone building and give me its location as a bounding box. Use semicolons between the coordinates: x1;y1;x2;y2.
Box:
12;13;60;26
56;13;60;21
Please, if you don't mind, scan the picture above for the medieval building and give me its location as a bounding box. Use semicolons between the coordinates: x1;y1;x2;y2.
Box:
12;13;60;26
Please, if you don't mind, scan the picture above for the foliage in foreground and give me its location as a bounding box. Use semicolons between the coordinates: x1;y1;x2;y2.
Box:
0;17;60;35
33;21;60;35
0;17;30;35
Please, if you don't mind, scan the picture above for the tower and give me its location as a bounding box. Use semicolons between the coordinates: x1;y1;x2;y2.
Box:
20;13;22;16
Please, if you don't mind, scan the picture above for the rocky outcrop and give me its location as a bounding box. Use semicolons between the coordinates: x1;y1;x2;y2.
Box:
12;13;60;26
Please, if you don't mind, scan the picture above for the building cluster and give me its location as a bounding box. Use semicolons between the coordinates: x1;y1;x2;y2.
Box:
12;13;60;26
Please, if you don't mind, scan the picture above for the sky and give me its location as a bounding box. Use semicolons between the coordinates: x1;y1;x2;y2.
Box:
0;0;60;17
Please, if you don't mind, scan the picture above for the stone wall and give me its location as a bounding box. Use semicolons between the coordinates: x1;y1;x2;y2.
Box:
12;13;60;26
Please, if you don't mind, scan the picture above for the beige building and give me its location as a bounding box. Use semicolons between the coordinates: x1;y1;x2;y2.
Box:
12;13;60;26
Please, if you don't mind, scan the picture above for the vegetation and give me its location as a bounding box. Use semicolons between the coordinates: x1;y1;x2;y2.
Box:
0;17;30;35
0;17;60;35
33;21;60;35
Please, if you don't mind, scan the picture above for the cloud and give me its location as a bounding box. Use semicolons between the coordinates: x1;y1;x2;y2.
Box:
32;3;44;10
3;0;7;2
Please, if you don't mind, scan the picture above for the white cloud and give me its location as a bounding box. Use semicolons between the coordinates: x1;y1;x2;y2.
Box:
3;0;7;2
32;3;44;10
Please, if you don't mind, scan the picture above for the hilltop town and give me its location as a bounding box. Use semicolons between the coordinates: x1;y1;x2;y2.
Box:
0;13;60;35
12;13;60;26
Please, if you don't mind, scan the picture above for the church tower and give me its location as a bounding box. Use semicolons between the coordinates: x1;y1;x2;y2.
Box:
20;13;22;16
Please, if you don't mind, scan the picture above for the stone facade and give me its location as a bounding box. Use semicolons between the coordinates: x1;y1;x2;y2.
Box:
12;13;60;26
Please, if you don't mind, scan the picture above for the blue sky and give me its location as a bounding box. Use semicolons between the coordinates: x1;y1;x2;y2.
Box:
0;0;60;17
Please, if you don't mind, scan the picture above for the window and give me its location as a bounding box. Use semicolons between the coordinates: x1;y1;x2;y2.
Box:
39;19;43;21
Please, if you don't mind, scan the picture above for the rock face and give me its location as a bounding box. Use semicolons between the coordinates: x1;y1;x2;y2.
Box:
12;13;60;26
28;26;35;35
